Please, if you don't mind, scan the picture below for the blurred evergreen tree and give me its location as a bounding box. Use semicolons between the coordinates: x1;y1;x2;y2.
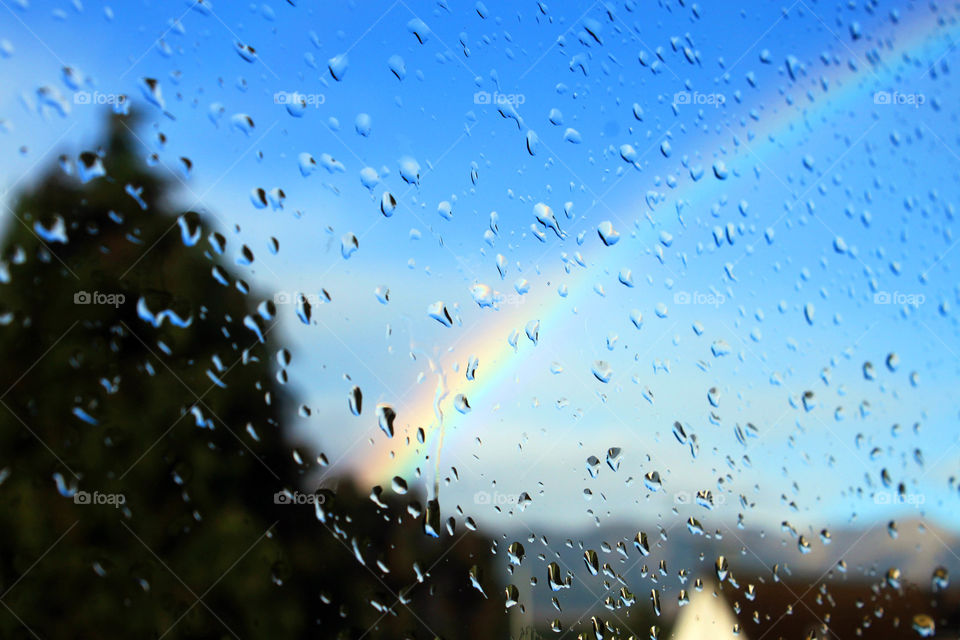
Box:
0;111;507;639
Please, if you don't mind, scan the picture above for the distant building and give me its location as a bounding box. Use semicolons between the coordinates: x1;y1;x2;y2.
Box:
672;584;742;640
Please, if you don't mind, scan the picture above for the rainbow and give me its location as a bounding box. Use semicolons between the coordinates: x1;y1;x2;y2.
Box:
355;4;957;489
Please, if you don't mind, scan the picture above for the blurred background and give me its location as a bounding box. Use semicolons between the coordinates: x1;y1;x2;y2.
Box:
0;0;959;638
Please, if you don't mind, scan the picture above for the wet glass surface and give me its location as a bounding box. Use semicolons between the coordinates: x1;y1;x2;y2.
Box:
0;1;959;638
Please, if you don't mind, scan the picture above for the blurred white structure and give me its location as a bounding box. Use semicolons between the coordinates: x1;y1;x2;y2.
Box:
671;584;742;640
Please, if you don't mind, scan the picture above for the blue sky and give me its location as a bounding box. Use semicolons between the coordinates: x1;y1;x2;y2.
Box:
2;0;959;544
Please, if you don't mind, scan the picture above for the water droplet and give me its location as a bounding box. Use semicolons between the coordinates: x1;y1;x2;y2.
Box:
886;352;900;371
298;152;317;176
505;584;519;608
913;614;936;637
592;361;612;383
296;294;312;325
376;404;396;438
177;212;201;246
341;233;358;259
496;254;507;279
525;320;539;345
886;567;902;589
650;589;661;616
517;492;532;511
319;153;345;173
586;455;600;478
643;471;662;492
634;531;650;556
355;113;372;137
380;192;397;217
526;130;539;155
584;549;599;576
399;156;420;185
387;54;406;80
348;386;362;416
597;221;620;246
423;499;441;537
78;151;106;183
606;447;621;471
470;284;495;308
53;472;77;497
547;562;565;591
139;77;164;109
230;113;255;135
235;42;257;62
716;555;729;582
407;18;430;44
437;200;453;221
932;566;949;591
427;301;453;327
707;387;720;407
328;53;349;81
359;167;379;191
533;202;564;238
507;542;525;566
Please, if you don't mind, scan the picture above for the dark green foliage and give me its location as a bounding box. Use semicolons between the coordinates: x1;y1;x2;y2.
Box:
0;112;507;639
